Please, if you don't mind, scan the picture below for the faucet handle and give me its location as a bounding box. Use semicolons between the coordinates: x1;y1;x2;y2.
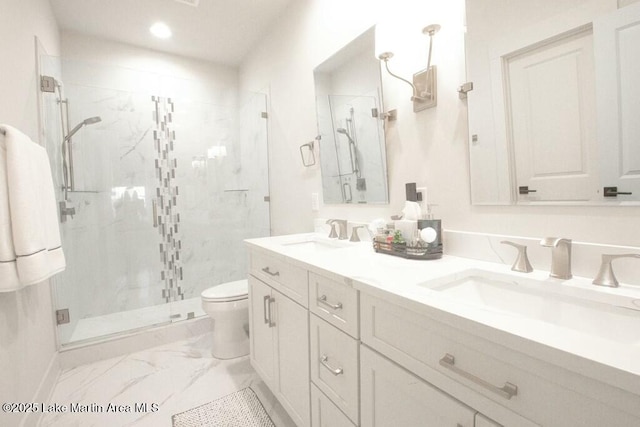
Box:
327;222;338;238
593;254;640;287
500;241;533;273
350;225;366;242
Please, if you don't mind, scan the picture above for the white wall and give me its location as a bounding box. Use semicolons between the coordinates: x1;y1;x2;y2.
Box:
61;32;238;95
240;0;640;248
0;0;60;425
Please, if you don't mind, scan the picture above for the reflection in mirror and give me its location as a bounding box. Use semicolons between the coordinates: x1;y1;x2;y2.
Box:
466;0;640;206
314;27;389;204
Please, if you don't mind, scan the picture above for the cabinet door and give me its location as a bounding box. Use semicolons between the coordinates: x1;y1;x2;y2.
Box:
360;345;476;427
249;276;275;388
274;288;311;427
595;3;640;200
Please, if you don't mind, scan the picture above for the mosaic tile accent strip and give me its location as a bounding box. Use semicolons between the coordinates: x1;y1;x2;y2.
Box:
152;96;184;302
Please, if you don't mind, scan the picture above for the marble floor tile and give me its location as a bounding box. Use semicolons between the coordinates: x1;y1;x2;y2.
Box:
41;333;295;427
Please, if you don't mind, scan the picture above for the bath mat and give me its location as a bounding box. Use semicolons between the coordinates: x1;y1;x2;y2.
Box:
172;387;275;427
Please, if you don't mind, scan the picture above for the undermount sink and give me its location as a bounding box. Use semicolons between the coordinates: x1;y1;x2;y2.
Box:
420;269;640;344
279;235;351;252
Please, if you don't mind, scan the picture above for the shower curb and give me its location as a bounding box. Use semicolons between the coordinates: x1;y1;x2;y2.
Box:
58;316;212;370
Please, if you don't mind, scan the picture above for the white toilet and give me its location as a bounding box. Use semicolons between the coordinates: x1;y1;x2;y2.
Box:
201;279;249;359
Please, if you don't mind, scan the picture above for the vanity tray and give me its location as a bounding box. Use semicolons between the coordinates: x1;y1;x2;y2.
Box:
373;241;442;260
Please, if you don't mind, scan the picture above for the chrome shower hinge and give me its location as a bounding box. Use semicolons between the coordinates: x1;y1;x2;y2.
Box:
40;75;56;93
56;309;70;325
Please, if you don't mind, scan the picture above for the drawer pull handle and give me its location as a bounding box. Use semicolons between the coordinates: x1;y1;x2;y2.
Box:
439;353;518;400
261;267;280;277
320;355;343;376
318;295;343;310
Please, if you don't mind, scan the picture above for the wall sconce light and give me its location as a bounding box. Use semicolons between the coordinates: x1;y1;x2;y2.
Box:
378;24;440;112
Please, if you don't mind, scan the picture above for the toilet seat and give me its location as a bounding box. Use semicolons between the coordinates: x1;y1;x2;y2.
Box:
201;279;248;303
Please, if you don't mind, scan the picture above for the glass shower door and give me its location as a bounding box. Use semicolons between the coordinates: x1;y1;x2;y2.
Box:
40;55;272;346
166;90;271;321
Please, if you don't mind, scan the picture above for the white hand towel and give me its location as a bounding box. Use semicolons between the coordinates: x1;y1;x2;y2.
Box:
0;125;66;291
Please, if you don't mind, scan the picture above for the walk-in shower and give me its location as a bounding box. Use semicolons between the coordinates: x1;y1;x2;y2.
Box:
39;55;271;346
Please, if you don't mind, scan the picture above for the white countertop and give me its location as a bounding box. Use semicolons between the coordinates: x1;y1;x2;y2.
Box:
245;233;640;396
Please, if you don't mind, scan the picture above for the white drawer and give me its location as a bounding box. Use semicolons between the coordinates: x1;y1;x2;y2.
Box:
310;315;359;424
250;251;308;307
360;344;477;427
360;292;640;427
309;272;358;338
311;383;356;427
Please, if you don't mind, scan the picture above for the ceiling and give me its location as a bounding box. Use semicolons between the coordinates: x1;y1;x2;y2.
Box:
49;0;294;66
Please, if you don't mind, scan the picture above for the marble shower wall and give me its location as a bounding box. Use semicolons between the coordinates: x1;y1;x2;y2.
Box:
44;57;270;344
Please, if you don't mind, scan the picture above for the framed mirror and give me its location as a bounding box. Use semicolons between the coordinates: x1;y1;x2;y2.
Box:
313;26;389;204
466;0;640;206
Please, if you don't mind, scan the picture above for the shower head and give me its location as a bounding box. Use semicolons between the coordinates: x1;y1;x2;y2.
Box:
64;116;102;143
84;116;101;125
336;127;356;145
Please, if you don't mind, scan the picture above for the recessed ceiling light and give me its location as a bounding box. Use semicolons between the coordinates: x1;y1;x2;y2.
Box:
150;22;172;39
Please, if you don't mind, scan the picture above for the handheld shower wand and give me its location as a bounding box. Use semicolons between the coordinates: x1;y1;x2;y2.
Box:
336;128;360;177
64;116;101;143
62;116;102;196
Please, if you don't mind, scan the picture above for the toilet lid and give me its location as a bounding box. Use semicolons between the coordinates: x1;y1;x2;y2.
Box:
201;279;248;302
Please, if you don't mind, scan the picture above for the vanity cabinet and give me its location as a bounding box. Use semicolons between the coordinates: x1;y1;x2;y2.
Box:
248;273;310;427
248;240;640;427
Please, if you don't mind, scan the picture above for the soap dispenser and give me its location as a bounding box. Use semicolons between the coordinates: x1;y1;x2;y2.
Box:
417;209;442;259
406;182;442;259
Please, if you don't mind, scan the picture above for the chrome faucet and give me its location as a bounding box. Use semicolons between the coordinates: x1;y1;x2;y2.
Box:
540;237;572;279
592;254;640;287
500;241;533;273
326;219;348;240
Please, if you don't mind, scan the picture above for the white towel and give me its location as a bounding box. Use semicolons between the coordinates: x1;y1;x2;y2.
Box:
0;125;66;291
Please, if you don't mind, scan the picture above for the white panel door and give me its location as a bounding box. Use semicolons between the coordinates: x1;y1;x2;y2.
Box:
594;3;640;201
360;345;476;427
507;28;597;202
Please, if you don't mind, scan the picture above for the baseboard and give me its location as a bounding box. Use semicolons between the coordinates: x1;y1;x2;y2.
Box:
21;352;60;427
